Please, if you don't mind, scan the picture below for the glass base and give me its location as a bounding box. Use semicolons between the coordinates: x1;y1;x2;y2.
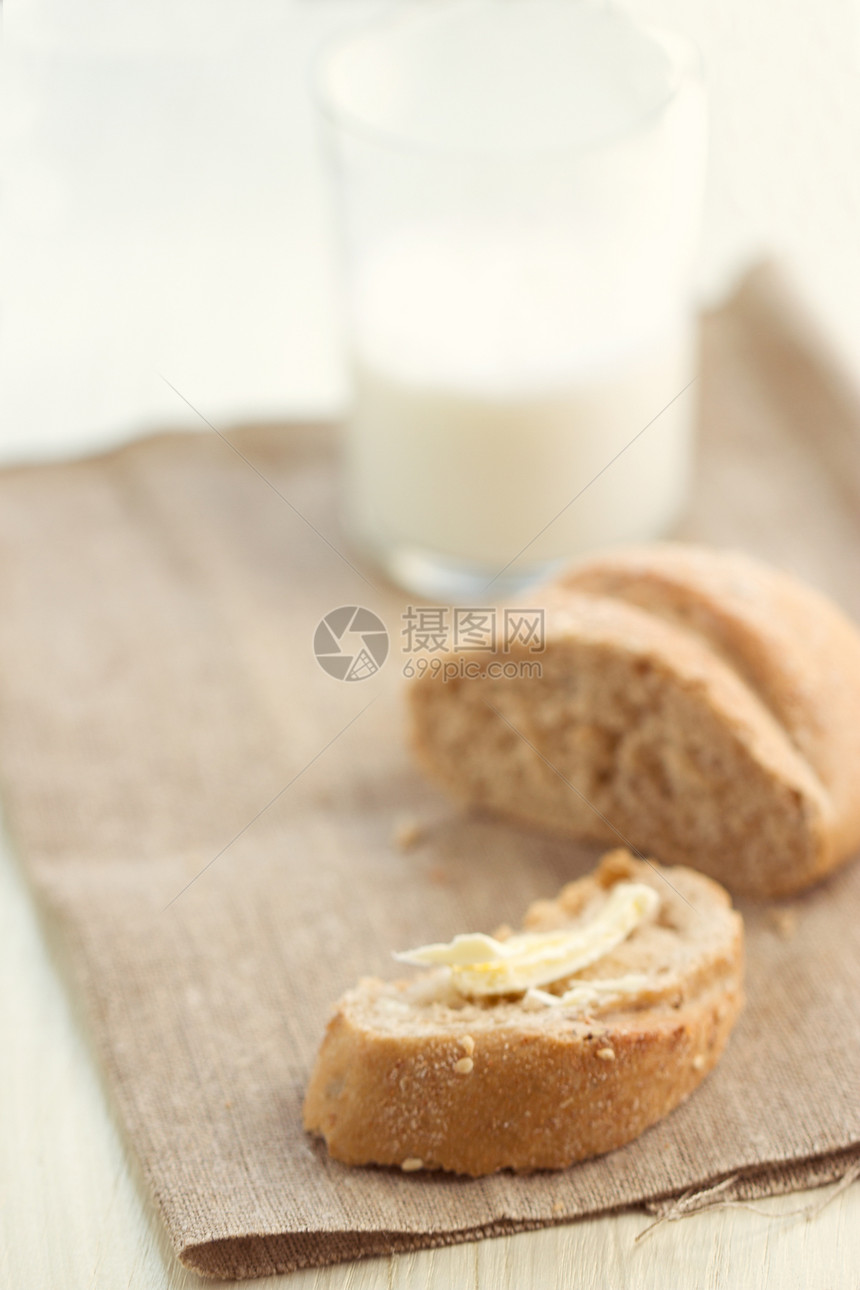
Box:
354;531;567;603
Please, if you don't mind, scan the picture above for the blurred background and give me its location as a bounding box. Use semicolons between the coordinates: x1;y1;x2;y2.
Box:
3;0;860;460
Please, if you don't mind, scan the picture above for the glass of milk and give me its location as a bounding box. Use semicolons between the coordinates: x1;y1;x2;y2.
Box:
314;0;706;600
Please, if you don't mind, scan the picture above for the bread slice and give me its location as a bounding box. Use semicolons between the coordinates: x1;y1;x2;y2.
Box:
303;850;744;1176
409;544;860;898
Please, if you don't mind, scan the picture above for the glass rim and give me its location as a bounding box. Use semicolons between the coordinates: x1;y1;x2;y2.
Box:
310;0;704;164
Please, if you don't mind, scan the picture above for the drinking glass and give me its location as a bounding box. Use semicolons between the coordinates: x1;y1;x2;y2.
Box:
314;0;706;600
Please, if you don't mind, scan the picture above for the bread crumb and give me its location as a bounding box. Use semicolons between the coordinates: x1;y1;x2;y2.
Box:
454;1057;474;1075
596;1047;616;1062
460;1035;475;1056
767;907;799;940
692;1054;706;1070
393;817;424;851
401;1157;424;1172
551;1200;565;1215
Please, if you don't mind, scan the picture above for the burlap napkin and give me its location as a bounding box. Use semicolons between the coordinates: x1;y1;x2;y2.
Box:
0;268;858;1279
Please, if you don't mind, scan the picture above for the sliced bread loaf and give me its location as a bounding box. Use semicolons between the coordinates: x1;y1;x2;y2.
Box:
303;850;744;1176
408;544;860;897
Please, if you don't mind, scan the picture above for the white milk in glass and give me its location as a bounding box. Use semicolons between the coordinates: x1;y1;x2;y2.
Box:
320;3;706;596
345;224;696;587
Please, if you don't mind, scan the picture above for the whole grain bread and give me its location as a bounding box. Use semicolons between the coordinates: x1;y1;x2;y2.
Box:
408;544;860;898
303;851;744;1176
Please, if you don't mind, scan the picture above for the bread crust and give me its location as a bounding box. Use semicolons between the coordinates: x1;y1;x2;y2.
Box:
304;853;744;1176
408;544;860;897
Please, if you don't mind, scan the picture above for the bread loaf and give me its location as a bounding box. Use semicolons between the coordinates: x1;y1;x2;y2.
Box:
409;544;860;897
303;850;743;1176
